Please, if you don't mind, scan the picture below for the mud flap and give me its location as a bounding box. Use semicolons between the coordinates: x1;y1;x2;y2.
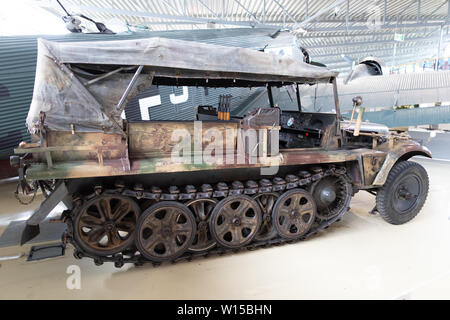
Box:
20;180;69;245
0;220;66;248
21;225;40;246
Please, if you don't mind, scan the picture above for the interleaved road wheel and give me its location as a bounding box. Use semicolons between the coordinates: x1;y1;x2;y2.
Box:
272;189;316;240
73;194;140;256
135;201;196;262
210;195;262;249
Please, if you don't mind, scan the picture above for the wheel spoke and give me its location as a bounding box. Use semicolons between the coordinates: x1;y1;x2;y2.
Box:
221;205;235;219
231;228;242;244
95;203;107;221
196;202;206;220
280;216;291;231
108;230;121;245
142;233;162;250
241;216;256;229
266;196;275;214
299;202;313;214
197;228;208;245
87;209;105;222
237;201;251;216
292;222;302;234
87;226;105;243
215;222;229;237
162;208;173;223
116;221;135;231
145;217;161;230
255;197;264;213
100;199;112;220
278;205;290;216
80;215;103;226
175;222;192;235
112;201;131;222
288;194;300;210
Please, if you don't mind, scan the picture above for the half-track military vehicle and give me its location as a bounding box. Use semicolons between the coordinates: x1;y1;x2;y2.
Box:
6;38;431;267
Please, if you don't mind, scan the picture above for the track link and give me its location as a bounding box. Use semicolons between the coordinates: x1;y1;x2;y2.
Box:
63;164;352;268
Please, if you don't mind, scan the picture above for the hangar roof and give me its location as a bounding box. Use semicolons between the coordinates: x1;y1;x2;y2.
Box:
35;0;450;76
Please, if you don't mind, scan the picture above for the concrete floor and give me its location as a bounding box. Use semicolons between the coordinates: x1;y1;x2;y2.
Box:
0;158;449;300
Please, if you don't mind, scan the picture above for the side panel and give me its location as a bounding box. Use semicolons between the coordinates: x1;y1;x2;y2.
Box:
128;121;238;159
44;131;127;162
362;153;385;185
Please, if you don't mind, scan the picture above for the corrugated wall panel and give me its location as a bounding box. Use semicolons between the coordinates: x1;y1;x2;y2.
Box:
354;105;450;128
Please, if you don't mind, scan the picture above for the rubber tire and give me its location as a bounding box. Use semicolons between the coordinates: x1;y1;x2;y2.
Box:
135;201;197;262
376;161;429;225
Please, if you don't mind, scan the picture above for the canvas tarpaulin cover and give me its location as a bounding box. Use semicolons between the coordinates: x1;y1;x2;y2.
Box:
26;37;338;133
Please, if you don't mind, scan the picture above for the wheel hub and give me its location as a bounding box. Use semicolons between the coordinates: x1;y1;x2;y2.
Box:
210;195;261;249
392;174;422;214
186;198;218;253
104;221;115;231
198;221;208;232
398;186;414;200
319;186;336;205
161;226;172;238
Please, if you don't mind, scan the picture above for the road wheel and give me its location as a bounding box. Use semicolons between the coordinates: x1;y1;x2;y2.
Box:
376;161;429;225
210;195;261;249
135;201;196;262
186;198;217;253
73;194;140;256
253;192;279;242
272;189;316;240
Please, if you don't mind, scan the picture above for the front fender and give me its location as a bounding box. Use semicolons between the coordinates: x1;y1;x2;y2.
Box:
372;141;431;186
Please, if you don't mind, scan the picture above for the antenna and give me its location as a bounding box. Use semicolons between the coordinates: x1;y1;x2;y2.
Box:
56;0;114;34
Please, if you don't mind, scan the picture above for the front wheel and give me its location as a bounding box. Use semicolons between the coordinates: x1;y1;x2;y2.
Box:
376;161;429;225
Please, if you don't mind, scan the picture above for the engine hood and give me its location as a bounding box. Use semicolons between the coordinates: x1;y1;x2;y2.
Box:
340;120;389;135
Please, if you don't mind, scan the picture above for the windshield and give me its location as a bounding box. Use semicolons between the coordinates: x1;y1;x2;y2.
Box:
232;83;337;117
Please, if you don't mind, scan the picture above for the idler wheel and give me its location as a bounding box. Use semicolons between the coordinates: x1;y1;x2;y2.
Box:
272;189;316;240
209;195;261;249
135;201;196;262
73;194;140;256
311;174;351;220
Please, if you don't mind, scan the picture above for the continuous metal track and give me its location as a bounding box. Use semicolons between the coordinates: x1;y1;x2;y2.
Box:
63;164;352;268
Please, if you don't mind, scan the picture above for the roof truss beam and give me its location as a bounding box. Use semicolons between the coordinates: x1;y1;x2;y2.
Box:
312;42;446;59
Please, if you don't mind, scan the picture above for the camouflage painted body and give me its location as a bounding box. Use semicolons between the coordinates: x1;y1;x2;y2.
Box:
15;115;431;189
